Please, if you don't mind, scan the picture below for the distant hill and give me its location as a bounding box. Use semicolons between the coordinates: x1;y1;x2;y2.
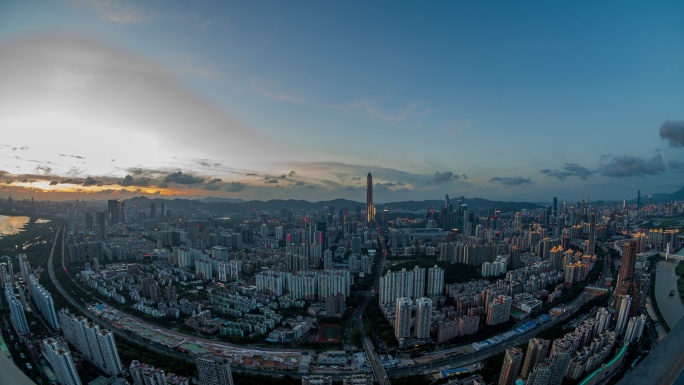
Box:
198;196;245;203
124;196;541;215
650;186;684;203
378;198;542;213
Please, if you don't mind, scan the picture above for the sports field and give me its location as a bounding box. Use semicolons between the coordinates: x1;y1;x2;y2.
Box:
317;323;341;343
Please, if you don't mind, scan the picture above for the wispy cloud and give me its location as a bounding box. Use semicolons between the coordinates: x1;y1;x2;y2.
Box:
73;0;151;24
251;79;430;123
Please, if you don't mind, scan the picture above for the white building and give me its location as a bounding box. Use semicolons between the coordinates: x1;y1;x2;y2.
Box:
41;338;81;385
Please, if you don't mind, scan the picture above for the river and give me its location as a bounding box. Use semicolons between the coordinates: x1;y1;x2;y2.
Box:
0;214;30;237
655;247;684;329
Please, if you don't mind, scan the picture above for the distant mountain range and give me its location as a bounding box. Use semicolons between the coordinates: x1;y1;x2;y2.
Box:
124;196;542;215
650;186;684;203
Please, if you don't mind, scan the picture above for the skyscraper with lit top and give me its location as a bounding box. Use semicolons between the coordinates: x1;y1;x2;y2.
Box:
366;172;375;226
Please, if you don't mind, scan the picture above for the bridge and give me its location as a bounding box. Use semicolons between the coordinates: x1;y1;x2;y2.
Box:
664;242;684;261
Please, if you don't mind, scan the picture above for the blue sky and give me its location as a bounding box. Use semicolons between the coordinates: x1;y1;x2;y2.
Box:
0;1;682;203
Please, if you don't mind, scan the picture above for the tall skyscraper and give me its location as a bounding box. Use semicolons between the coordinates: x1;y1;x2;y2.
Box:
395;297;413;339
498;346;523;385
521;338;550;379
366;172;375;225
195;354;234;385
415;297;432;339
614;241;640;316
41;338;82;385
552;197;558;217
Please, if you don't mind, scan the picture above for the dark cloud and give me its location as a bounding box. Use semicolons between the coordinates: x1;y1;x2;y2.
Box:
49;180;59;185
58;153;85;159
245;173;257;177
288;171;296;177
432;171;459;184
264;178;279;184
293;181;306;187
351;176;361;181
82;176;100;186
119;175;152;187
600;154;665;177
659;120;684;147
540;163;593;180
203;178;223;191
489;176;533;185
164;171;205;185
669;160;682;170
119;175;134;186
462;174;468;180
225;182;246;192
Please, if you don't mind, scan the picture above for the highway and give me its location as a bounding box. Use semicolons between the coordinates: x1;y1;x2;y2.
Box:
355;232;391;384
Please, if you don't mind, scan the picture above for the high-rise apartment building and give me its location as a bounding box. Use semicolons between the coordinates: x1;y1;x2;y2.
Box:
427;265;444;297
548;340;573;385
521;338;550;379
130;360;168;385
486;295;512;326
395;297;413;339
588;213;596;256
379;266;427;304
41;338;82;385
5;283;29;335
527;360;553;385
59;309;123;376
415;297;432;339
195;354;234;385
28;274;59;329
614;295;632;337
498;346;523;385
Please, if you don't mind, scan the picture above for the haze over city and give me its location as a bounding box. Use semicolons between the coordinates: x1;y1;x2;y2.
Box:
1;1;683;203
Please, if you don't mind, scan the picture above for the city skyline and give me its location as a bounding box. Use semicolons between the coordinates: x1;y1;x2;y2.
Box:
1;1;683;203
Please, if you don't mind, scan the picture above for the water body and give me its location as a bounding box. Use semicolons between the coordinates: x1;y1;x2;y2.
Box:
0;215;30;236
655;248;684;329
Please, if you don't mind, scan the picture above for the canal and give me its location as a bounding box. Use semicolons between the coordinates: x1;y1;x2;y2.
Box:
655;247;684;329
